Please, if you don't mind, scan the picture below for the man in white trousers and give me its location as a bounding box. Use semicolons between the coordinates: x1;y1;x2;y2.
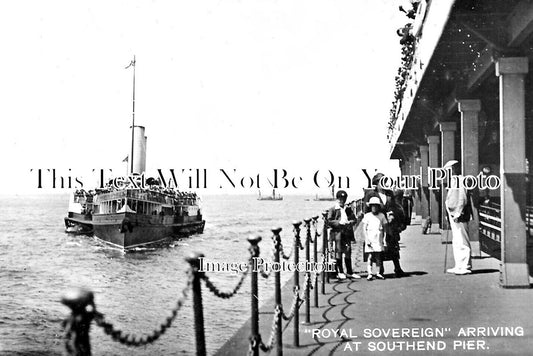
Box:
444;160;472;275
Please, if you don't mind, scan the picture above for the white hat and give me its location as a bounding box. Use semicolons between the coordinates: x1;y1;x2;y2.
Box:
368;197;381;205
443;160;458;169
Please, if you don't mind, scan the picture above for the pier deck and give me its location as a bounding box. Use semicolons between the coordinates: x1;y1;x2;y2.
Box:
217;225;533;355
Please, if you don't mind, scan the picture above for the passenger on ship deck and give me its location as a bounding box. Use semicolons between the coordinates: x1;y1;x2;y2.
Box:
327;190;361;280
444;160;473;275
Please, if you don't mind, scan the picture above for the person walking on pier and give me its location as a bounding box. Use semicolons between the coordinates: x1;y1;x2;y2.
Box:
327;190;360;280
362;197;387;280
444;160;472;275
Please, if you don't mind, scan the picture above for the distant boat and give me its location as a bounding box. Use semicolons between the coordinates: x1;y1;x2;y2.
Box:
258;189;283;201
313;185;336;201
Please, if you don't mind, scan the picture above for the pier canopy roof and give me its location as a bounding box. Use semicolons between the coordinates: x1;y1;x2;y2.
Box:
388;0;531;159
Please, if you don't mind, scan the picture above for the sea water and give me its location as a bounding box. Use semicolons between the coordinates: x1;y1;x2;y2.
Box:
0;193;335;355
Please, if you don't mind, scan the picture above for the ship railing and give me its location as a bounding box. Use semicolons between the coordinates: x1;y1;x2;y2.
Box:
94;189;199;205
94;190;127;202
60;199;364;356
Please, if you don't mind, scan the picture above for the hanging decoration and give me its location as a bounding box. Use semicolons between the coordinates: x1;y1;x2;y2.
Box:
387;1;419;141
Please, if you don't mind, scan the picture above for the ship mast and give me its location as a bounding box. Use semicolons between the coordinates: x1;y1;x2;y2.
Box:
128;55;136;175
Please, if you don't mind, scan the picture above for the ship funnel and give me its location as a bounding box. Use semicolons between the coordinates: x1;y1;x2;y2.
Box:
131;125;147;174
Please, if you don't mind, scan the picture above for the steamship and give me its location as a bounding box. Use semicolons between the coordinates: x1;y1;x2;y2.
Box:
65;176;205;249
64;58;205;250
314;185;336;201
257;189;283;201
90;180;205;250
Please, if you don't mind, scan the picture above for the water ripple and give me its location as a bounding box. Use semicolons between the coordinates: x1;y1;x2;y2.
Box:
0;194;333;355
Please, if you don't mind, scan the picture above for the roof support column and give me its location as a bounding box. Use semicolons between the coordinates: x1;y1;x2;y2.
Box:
419;145;430;223
440;122;457;236
413;153;422;223
427;136;440;231
496;57;529;288
458;99;481;248
406;156;414;223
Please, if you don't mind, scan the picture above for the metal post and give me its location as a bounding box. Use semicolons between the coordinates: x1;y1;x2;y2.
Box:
303;218;311;324
312;216;319;307
61;288;95;356
272;227;283;356
321;211;328;293
186;252;206;356
248;236;262;356
292;221;302;347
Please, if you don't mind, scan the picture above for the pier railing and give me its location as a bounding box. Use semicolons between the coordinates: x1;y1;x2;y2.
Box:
479;174;533;259
61;199;365;355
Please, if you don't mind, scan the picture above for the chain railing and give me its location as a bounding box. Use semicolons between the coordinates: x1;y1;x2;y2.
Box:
61;265;194;355
258;305;281;352
202;261;250;299
292;220;302;347
60;202;364;355
93;272;192;346
281;288;301;321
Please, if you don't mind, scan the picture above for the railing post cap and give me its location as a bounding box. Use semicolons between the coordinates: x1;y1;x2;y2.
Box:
304;218;312;224
292;220;302;227
185;251;205;264
271;227;282;234
61;288;94;311
312;215;319;220
322;211;328;217
247;235;262;245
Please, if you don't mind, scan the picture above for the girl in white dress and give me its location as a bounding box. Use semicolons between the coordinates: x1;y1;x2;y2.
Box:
362;197;388;280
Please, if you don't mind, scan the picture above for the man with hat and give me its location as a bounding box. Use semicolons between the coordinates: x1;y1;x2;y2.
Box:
327;190;361;280
443;160;472;275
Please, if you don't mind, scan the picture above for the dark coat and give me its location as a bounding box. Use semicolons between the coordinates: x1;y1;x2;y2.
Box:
362;189;406;260
327;205;356;243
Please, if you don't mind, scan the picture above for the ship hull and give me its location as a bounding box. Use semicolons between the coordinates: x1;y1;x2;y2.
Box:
92;212;205;250
64;212;94;234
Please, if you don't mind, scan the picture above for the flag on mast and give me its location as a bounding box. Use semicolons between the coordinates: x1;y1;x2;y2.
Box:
125;58;136;69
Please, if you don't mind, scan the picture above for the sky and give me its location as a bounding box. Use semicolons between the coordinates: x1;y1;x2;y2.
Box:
0;0;407;197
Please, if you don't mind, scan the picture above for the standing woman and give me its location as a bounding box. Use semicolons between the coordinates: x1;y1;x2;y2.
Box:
384;190;407;277
362;173;392;213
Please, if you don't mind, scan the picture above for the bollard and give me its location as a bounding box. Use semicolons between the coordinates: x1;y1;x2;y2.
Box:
292;221;302;347
321;211;328;293
312;216;319;307
272;227;283;356
186;252;207;356
61;288;95;356
303;218;311;324
248;236;262;356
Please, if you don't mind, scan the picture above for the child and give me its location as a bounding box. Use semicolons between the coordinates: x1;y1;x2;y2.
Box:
362;197;388;280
